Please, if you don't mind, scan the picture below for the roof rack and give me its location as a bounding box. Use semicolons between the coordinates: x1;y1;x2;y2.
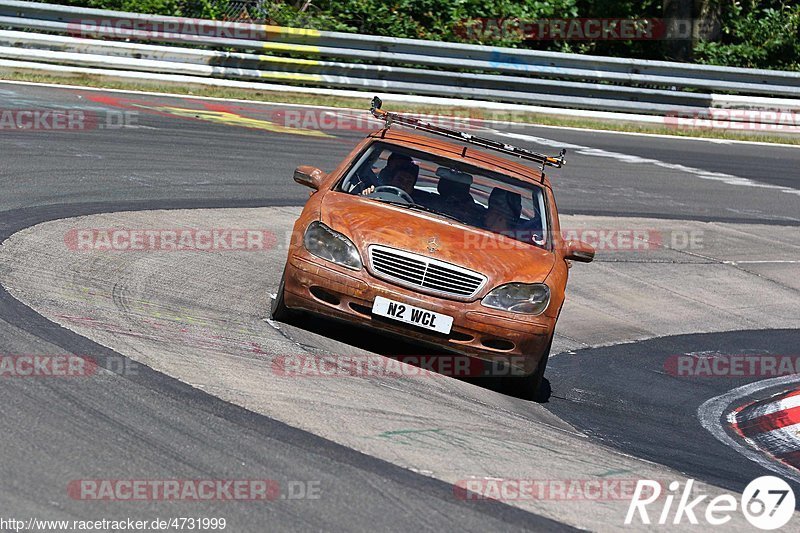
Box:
369;96;566;170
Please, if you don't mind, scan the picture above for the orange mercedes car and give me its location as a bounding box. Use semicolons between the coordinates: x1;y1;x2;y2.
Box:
272;98;594;399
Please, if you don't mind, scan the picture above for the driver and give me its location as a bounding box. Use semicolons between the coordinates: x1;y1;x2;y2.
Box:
385;162;418;195
350;152;413;195
378;153;414;183
361;160;423;201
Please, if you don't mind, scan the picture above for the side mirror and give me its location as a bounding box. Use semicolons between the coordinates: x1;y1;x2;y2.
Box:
564;240;595;263
293;166;326;190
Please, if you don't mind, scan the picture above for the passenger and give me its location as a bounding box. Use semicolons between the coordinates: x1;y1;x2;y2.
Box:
484;188;522;237
433;168;482;224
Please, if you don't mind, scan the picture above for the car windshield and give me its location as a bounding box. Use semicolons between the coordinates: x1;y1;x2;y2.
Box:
338;143;550;248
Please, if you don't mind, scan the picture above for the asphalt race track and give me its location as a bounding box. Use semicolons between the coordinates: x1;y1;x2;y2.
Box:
1;81;799;531
546;329;800;491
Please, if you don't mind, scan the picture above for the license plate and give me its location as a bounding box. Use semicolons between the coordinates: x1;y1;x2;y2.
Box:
372;296;453;334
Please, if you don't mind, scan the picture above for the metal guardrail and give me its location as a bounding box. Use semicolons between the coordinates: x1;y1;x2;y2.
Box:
0;0;798;117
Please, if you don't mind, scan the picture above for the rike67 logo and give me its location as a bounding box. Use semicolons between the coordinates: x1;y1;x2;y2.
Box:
626;476;795;530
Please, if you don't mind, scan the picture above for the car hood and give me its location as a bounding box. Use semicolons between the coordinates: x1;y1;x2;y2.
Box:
320;193;555;288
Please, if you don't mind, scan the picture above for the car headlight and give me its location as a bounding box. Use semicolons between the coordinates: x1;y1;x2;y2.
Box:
303;221;362;270
481;283;550;315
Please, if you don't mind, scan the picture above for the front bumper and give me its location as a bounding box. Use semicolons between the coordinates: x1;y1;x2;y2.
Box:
282;250;555;375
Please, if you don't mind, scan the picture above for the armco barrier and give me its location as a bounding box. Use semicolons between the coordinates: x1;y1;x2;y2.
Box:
0;0;797;118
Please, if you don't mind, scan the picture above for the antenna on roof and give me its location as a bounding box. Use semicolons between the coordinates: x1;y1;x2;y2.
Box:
369;96;566;170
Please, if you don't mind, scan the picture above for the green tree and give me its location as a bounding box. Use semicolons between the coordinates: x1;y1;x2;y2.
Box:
694;0;800;70
57;0;182;15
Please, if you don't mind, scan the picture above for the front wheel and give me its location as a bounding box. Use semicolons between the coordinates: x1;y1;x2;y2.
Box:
270;269;292;322
501;338;552;402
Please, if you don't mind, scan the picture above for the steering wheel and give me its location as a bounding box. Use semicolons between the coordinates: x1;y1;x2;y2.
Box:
371;185;414;204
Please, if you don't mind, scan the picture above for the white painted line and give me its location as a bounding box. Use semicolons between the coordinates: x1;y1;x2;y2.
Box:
698;375;800;483
723;260;800;265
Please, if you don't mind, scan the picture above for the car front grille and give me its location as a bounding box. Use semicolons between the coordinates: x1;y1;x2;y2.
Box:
368;245;486;299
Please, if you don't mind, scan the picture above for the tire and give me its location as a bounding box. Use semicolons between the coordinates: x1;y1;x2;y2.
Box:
501;338;552;402
270;269;292;322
